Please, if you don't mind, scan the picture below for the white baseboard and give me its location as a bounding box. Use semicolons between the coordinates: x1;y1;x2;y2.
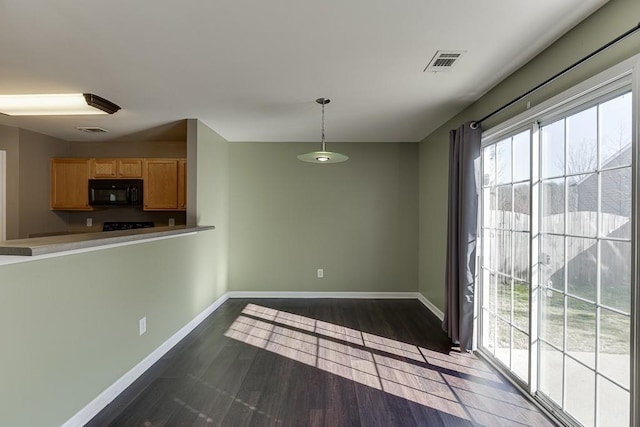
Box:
61;293;230;427
227;291;445;321
225;291;419;299
416;293;444;321
64;290;443;426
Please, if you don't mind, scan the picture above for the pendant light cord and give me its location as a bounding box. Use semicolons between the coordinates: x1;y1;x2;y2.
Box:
321;101;326;151
298;97;348;163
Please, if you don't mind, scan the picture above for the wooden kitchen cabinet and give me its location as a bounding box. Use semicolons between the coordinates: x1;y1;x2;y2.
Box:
50;158;92;210
51;157;185;211
117;159;143;178
91;158;143;178
143;159;186;211
91;158;117;177
178;159;187;210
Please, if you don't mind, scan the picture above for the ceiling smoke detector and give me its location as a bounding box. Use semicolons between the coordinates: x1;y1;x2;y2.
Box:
76;126;109;133
424;50;465;72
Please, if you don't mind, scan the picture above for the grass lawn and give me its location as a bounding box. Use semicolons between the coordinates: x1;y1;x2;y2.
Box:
492;281;629;355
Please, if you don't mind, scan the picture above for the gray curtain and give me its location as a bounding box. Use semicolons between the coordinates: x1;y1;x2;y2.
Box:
443;121;481;353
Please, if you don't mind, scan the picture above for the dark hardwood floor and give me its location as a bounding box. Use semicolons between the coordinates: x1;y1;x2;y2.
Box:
86;299;555;426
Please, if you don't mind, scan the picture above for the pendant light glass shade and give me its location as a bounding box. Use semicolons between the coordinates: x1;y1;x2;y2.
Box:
298;98;348;164
297;150;348;163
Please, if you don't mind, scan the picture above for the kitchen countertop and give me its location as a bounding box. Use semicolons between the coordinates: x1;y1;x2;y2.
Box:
0;225;215;257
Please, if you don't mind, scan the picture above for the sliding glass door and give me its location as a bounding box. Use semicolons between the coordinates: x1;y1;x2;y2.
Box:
537;92;632;426
479;87;633;427
481;129;531;383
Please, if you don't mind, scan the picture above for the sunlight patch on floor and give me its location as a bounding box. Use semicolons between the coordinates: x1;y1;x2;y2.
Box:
224;303;554;426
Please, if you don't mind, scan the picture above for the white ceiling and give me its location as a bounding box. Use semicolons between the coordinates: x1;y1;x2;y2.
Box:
0;0;607;142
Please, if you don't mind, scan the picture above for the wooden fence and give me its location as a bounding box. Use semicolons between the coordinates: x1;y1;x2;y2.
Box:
484;212;630;289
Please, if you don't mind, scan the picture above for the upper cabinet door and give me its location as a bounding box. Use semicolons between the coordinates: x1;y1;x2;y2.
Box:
50;159;92;210
91;158;143;178
91;159;117;178
117;159;143;178
143;159;179;210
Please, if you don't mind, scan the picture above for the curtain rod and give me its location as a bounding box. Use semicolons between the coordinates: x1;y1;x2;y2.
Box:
470;22;640;129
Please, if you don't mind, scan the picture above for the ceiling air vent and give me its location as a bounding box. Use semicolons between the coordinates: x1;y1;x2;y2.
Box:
76;126;109;133
424;50;465;72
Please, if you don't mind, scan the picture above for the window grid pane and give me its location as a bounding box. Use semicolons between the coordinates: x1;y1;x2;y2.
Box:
480;130;531;388
536;92;631;425
481;89;631;427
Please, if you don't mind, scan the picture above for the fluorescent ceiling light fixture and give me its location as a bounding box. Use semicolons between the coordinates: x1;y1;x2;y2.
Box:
0;93;121;116
298;98;348;164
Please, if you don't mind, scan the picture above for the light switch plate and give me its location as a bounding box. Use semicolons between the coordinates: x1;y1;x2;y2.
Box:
139;317;147;335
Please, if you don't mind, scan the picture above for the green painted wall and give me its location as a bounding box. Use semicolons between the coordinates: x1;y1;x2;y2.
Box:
228;141;419;292
194;119;230;293
0;234;217;426
0;120;228;426
418;0;640;310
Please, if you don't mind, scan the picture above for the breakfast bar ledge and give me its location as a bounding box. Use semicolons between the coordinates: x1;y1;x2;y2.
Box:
0;225;215;261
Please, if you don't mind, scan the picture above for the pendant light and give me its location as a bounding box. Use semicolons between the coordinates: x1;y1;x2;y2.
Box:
297;98;348;163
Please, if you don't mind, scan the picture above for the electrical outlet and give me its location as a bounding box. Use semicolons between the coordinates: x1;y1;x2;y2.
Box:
86;218;93;227
139;317;147;335
317;268;324;278
168;218;175;226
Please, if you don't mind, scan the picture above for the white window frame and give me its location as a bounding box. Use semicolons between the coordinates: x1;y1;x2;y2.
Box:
478;54;640;427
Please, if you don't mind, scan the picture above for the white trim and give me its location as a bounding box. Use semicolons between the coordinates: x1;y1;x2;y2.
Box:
476;350;563;427
61;293;230;427
0;150;5;241
226;291;419;299
62;291;447;426
416;293;445;321
228;291;446;321
631;53;640;427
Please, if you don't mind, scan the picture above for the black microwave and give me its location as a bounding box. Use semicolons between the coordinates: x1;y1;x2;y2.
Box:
88;179;143;207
